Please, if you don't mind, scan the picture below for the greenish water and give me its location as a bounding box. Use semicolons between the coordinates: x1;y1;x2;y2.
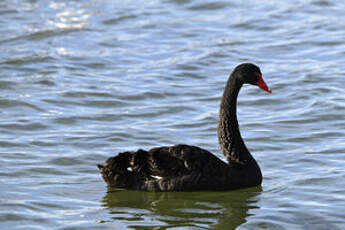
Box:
1;0;345;229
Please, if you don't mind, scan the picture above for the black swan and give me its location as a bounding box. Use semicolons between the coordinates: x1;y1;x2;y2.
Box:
98;63;271;191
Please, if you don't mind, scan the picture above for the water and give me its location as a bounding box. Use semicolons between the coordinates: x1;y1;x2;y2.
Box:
1;0;345;229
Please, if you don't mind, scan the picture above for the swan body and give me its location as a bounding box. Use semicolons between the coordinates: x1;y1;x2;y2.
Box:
98;63;271;191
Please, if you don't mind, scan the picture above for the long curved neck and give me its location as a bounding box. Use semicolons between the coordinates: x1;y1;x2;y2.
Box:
218;74;253;164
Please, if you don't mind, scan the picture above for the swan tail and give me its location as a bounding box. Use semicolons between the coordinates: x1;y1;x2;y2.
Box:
97;150;152;189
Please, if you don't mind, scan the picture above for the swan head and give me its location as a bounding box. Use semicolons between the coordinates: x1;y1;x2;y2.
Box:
234;63;272;93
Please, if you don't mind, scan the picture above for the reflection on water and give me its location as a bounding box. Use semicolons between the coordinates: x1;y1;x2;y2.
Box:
101;187;262;229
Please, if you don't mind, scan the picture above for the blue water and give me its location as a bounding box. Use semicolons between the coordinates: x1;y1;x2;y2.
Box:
1;0;345;229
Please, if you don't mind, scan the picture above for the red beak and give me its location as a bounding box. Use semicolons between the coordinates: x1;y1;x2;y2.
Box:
257;74;272;93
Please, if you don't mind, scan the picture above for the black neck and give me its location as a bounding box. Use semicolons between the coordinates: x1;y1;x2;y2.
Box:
217;74;253;164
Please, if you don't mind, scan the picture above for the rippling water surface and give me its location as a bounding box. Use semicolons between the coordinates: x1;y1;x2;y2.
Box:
1;0;345;229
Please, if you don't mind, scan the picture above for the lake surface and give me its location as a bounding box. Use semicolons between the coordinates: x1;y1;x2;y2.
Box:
1;0;345;229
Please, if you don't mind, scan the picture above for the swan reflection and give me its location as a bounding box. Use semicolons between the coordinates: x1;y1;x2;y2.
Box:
101;186;261;229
